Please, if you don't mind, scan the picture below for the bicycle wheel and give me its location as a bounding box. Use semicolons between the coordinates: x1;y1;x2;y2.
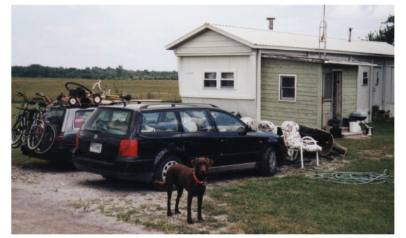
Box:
12;114;24;148
35;124;56;154
27;121;45;150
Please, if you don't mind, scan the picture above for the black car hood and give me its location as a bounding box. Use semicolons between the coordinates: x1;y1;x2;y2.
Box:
248;131;280;143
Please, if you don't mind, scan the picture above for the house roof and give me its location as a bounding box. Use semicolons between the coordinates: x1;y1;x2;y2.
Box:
167;23;394;57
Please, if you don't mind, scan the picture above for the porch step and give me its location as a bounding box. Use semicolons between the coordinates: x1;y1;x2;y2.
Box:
341;131;367;139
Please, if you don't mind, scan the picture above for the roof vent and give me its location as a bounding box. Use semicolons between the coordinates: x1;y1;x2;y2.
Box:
348;27;353;42
266;17;275;31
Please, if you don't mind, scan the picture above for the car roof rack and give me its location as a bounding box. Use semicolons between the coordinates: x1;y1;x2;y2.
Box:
140;103;218;110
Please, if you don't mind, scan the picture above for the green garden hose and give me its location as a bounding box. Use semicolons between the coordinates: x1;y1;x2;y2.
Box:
314;170;393;184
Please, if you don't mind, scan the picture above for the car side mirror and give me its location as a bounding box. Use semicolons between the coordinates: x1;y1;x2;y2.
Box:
238;125;250;135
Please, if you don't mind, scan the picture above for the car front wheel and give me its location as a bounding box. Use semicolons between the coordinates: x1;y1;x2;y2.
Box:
258;146;277;176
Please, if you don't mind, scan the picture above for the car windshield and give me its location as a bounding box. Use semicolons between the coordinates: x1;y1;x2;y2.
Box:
84;108;132;136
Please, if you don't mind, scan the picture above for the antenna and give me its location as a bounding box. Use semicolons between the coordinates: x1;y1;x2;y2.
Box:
319;5;327;59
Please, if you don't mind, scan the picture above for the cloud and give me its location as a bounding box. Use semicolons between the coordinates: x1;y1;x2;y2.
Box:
12;5;394;70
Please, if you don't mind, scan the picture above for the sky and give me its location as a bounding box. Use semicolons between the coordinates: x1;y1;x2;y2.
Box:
12;5;394;71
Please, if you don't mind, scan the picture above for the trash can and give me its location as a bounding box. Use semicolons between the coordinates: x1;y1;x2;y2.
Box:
349;112;368;122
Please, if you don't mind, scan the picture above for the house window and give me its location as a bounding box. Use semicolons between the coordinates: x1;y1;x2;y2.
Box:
279;75;296;101
362;72;368;86
204;72;217;88
220;72;235;89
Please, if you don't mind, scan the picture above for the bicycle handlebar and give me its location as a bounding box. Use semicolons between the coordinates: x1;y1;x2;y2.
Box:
35;92;52;105
16;91;28;102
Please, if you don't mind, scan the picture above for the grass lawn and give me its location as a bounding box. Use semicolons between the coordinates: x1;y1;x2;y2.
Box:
207;120;394;234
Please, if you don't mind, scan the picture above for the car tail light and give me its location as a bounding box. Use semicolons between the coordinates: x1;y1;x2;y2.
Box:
119;139;138;158
75;132;80;149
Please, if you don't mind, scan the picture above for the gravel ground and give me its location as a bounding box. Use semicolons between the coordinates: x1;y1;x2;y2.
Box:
11;162;161;234
12;156;344;234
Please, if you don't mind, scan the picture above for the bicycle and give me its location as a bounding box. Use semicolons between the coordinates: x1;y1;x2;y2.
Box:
12;92;39;148
26;93;57;154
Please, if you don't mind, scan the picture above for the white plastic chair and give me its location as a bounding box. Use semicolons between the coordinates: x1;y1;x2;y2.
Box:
280;121;322;169
240;117;257;130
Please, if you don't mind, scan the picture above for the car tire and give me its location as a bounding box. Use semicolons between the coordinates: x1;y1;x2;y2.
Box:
68;97;77;106
258;146;278;176
93;94;102;105
102;175;120;182
153;155;181;182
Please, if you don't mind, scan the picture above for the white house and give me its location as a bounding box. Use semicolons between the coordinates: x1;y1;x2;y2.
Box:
166;23;394;128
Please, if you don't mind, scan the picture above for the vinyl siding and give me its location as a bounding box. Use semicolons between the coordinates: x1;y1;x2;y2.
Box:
175;30;252;55
261;59;323;128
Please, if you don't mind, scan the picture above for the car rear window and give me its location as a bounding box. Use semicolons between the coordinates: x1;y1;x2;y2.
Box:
84;108;132;136
45;107;65;126
141;111;179;133
73;110;94;129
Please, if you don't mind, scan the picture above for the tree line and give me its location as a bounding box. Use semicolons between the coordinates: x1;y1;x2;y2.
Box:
12;64;178;80
367;15;394;45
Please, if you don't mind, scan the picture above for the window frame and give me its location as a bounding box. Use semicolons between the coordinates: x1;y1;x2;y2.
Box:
178;109;215;133
83;108;133;137
278;74;297;102
202;70;237;90
203;72;217;89
362;71;368;86
220;72;236;89
72;109;94;129
208;109;247;133
139;110;181;135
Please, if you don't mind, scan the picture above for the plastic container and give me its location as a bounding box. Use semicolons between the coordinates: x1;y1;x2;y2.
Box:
349;121;362;133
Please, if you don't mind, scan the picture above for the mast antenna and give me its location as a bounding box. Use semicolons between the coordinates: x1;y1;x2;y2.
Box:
319;5;327;59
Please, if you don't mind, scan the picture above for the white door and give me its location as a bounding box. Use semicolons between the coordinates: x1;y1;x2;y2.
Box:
372;67;383;108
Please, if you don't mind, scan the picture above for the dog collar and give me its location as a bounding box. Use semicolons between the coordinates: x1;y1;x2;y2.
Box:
192;171;207;186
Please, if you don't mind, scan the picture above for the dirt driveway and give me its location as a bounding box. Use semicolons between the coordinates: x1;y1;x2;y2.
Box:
12;157;343;234
12;162;161;234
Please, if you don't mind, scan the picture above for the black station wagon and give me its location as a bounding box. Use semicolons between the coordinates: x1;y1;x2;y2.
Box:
72;103;283;183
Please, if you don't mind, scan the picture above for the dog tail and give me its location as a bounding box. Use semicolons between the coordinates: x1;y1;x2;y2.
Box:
153;180;167;190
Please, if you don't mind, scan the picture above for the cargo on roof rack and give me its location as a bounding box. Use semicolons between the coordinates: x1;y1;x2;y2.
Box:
139;103;218;110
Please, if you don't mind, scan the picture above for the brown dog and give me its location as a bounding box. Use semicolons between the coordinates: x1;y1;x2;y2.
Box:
154;157;213;224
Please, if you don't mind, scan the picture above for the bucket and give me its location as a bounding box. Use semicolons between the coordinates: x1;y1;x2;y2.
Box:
349;121;362;133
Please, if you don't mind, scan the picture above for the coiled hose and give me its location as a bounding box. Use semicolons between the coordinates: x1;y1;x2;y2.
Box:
314;169;393;184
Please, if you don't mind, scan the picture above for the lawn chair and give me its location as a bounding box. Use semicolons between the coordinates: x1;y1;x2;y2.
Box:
240;117;257;130
280;121;322;169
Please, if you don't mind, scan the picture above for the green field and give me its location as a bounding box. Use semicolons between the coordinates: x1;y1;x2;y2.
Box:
12;77;180;102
